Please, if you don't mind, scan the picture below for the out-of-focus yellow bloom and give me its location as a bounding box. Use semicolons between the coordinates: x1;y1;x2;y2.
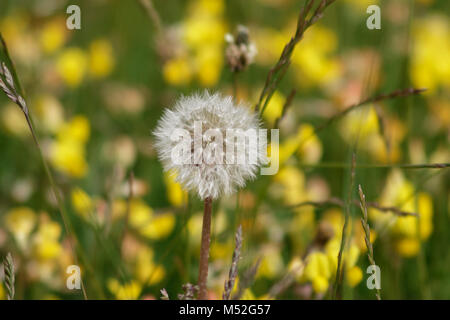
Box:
277;124;322;166
256;23;340;88
39;18;67;54
163;57;193;86
89;39;115;78
56;47;87;88
32;220;62;261
288;257;305;281
0;283;5;300
195;45;223;86
391;192;433;240
297;124;322;164
303;251;331;293
57;115;90;143
108;279;141;300
340;106;404;163
1;103;29;137
34;95;64;133
50;137;88;178
50;116;90;178
210;240;233;261
140;213;175;240
258;246;284;279
163;171;186;207
5;207;37;249
187;213;203;247
71;187;93;219
395;238;420;258
370;169;434;257
274;166;307;205
411;15;450;93
163;0;226;87
346;266;363;287
135;248;165;285
262;91;285;124
312;275;329;293
304;251;331;281
128;199;153;227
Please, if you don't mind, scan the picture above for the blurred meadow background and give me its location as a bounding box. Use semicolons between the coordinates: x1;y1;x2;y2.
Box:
0;0;449;300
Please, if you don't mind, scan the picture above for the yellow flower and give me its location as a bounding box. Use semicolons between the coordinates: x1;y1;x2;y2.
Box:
274;166;306;205
411;15;450;92
39;18;67;54
5;207;37;249
304;251;331;282
57;115;90;143
395;238;420;258
71;187;93;219
195;45;223;87
128;199;153;229
163;57;193;86
258;247;284;279
89;39;115;78
210;240;233;261
108;279;141;300
50;138;88;178
297;124;322;164
56;48;87;87
312;275;329;293
346;266;363;288
50;116;90;178
32;220;62;261
262;91;285;125
135;248;165;285
163;171;186;207
139;213;175;240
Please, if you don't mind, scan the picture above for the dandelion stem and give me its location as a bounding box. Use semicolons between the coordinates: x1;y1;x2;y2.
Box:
198;197;213;300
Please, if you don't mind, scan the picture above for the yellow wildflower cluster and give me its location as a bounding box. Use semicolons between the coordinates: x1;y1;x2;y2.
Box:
4;207;66;287
299;210;364;294
340;105;406;163
163;0;226;87
255;23;340;88
411;15;450;93
50;115;90;178
370;169;433;258
56;38;115;88
112;198;175;240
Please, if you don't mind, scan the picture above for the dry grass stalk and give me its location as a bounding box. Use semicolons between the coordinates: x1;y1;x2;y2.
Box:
256;0;336;114
274;89;296;129
223;225;243;300
137;0;162;34
358;185;381;300
0;33;88;300
3;253;15;300
333;152;356;299
232;258;261;300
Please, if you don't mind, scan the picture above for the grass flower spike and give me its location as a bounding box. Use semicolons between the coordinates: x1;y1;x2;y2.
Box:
154;91;266;200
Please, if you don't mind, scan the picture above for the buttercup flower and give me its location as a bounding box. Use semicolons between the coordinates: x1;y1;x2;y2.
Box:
154;91;266;200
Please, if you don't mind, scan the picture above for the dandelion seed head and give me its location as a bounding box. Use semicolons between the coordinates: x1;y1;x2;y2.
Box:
154;91;266;200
